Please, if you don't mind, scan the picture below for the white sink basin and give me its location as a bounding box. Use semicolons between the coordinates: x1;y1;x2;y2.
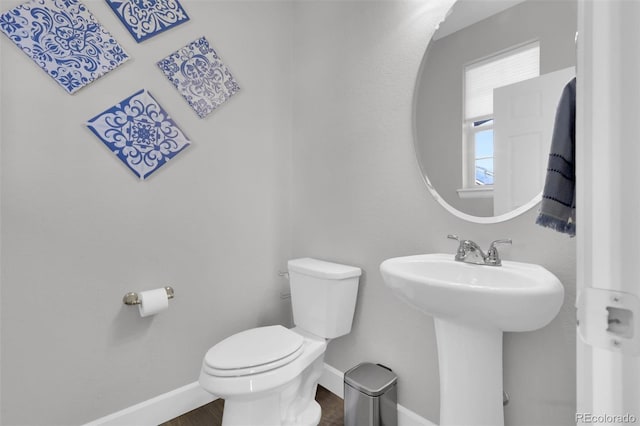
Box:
380;253;564;426
380;253;564;331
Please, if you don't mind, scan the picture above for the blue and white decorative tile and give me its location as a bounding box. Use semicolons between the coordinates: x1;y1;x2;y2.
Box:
105;0;189;43
0;0;129;94
86;89;191;180
157;36;240;119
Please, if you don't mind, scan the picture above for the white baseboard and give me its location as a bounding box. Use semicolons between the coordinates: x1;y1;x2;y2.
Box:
319;363;346;398
397;405;438;426
318;363;437;426
84;382;216;426
85;363;436;426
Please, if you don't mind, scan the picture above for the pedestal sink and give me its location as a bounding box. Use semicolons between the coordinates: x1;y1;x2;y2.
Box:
380;253;563;426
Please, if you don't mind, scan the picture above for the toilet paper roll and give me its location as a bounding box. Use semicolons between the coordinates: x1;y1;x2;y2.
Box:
138;288;169;317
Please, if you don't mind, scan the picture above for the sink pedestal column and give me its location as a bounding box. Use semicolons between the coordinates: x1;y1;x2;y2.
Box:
434;318;504;426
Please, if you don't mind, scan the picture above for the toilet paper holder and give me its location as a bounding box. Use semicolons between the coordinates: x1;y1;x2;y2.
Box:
123;286;174;305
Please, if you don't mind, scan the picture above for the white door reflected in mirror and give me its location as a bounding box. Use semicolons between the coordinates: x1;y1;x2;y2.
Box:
493;67;575;216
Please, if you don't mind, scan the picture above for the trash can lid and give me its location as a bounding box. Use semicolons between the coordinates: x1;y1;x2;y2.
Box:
344;362;397;397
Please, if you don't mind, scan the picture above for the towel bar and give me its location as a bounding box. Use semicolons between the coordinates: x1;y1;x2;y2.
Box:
123;286;174;305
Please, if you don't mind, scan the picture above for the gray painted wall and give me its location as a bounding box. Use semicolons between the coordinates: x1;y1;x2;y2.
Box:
1;1;576;425
292;1;576;425
416;0;577;217
0;1;293;424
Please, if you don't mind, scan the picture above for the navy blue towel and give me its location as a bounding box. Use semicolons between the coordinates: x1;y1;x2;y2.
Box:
536;77;576;236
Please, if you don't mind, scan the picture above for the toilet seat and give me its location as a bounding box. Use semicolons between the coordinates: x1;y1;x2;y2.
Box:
203;325;305;377
199;328;327;399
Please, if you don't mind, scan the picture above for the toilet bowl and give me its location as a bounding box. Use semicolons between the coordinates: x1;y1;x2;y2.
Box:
199;258;361;426
200;326;327;425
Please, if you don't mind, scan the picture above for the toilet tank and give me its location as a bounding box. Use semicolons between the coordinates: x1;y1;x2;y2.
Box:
288;258;361;339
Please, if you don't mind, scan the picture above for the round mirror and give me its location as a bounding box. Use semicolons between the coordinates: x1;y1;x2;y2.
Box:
414;0;577;222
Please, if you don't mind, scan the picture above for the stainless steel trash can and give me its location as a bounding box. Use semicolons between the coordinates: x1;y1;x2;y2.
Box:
344;362;398;426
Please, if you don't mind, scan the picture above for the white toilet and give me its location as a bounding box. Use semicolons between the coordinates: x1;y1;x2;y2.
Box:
199;258;361;426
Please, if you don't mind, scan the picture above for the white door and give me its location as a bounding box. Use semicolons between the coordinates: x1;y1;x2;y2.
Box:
492;67;575;216
577;0;640;423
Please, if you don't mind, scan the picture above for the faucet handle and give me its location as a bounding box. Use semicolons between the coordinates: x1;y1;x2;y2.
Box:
447;235;466;261
486;239;512;266
489;239;512;249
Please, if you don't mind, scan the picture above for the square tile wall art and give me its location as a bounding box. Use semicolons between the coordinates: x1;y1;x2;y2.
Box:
157;36;240;119
0;0;129;94
86;89;191;180
105;0;189;43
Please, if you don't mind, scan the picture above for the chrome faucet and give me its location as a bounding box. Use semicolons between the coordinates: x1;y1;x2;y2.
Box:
447;235;512;266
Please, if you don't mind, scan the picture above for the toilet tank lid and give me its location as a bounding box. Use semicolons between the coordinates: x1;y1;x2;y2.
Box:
288;258;362;279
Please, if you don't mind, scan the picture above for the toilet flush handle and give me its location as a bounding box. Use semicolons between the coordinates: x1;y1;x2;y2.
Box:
278;271;291;299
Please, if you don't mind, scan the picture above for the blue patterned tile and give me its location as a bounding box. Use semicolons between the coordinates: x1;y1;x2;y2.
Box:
0;0;129;94
106;0;189;43
157;36;240;119
87;89;191;180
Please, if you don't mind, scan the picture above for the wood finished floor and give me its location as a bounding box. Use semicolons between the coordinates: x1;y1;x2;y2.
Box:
160;386;343;426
